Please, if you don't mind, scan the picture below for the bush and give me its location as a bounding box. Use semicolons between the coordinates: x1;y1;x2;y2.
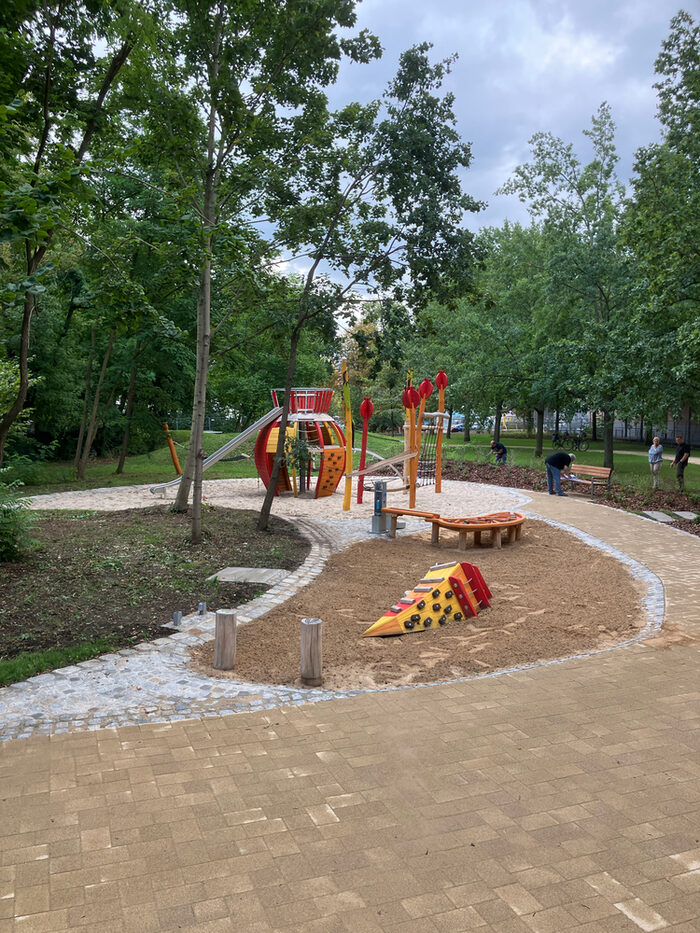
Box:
0;471;35;561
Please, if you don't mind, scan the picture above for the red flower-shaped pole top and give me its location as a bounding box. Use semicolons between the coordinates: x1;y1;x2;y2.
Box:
418;378;434;399
359;397;374;421
435;370;448;390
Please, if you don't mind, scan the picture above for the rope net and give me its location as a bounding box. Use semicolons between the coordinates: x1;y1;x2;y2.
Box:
417;420;438;487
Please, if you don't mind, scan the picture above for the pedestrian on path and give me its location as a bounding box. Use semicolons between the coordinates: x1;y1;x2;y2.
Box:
673;435;691;492
648;437;664;490
490;439;507;464
545;451;575;496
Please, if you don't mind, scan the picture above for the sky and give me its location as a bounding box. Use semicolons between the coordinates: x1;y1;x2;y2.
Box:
329;0;688;232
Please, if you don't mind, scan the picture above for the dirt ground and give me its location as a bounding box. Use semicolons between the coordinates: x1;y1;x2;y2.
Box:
191;520;646;690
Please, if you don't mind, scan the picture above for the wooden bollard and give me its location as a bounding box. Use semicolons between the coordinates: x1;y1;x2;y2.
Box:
213;609;237;670
300;618;323;687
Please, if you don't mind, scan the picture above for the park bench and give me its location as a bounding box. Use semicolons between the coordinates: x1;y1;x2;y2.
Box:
564;464;614;499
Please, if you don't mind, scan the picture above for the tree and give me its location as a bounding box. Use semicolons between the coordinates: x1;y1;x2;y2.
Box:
499;104;630;466
255;45;480;529
0;0;146;462
130;0;379;542
624;10;700;428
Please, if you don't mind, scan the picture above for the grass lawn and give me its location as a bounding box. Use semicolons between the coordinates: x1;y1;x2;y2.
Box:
6;428;699;495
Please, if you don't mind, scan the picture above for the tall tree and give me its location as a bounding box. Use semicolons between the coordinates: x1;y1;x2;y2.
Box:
256;45;480;529
499;104;629;467
0;0;146;462
624;10;700;427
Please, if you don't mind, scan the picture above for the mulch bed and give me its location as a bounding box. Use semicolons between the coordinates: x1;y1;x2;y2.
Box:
443;460;700;537
0;508;309;659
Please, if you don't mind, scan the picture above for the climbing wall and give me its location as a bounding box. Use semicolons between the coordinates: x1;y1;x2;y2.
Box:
362;560;491;637
316;447;345;498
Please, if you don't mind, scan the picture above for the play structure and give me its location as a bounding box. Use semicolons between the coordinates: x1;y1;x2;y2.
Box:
151;364;449;509
253;388;347;498
362;559;492;637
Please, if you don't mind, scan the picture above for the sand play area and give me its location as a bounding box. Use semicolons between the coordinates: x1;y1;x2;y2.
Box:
29;479;646;692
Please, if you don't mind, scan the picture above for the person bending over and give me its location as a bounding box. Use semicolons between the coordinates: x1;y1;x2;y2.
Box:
545;451;576;496
490;439;507;465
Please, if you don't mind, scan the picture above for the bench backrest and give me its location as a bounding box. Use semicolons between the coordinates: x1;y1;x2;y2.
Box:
572;465;613;478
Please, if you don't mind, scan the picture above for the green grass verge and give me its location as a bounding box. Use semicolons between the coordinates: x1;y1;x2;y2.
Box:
0;638;118;687
6;427;699;495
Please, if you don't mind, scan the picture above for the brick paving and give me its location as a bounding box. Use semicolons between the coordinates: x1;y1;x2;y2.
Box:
1;486;699;931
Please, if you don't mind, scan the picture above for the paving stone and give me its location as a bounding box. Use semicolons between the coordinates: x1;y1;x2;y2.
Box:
642;511;676;523
673;511;697;521
207;566;289;584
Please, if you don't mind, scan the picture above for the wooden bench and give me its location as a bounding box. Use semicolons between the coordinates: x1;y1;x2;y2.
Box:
427;512;525;550
382;507;439;538
564;464;613;498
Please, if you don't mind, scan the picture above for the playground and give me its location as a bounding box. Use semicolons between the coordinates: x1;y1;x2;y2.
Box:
190;515;644;690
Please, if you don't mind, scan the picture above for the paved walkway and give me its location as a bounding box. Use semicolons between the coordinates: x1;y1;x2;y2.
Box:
1;484;699;932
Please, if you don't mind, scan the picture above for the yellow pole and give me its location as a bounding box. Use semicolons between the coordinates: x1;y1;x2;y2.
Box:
341;360;353;511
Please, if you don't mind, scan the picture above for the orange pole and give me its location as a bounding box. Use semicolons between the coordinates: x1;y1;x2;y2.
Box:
164;423;182;475
435;371;448;494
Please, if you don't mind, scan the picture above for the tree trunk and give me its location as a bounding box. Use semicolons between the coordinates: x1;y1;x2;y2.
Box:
526;410;534;437
74;324;96;469
592;411;597;441
76;332;115;480
493;401;503;443
173;18;221;518
603;409;614;469
191;445;204;544
446;408;452;439
535;407;544;458
0;289;36;465
116;357;138;474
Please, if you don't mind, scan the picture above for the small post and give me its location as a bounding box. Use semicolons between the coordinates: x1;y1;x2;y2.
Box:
172;611;183;627
198;601;207;615
213;609;237;670
300;618;323;687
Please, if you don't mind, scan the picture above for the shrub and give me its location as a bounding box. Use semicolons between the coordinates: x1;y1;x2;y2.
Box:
0;471;35;562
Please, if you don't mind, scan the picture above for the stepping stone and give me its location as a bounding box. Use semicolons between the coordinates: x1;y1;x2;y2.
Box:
642;511;676;523
673;511;697;521
207;567;289;584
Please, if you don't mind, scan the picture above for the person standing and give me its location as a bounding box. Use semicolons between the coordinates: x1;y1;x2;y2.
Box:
673;435;691;492
648;437;664;490
545;451;576;496
490;439;507;464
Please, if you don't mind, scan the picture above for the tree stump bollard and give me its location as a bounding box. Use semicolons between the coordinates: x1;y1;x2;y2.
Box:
213;610;237;670
300;618;323;687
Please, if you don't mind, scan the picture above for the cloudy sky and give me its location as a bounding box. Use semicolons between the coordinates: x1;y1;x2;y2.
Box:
331;0;687;231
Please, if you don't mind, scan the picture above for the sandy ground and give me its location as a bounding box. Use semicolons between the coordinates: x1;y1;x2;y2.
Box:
27;477;529;517
28;478;644;692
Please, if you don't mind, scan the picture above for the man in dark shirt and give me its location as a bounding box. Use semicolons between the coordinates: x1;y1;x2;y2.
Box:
673;436;691;491
545;451;576;496
490;439;507;464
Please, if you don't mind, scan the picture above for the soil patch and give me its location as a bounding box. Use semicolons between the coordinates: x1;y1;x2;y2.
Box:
443;459;700;537
0;508;309;659
191;520;646;690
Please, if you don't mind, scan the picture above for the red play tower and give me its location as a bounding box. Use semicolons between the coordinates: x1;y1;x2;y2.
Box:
253;388;347;497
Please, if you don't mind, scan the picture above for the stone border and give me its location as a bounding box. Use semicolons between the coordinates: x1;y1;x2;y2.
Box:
0;509;664;742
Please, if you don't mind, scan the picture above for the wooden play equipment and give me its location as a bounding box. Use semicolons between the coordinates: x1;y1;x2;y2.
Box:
253;388;347;498
163;422;182;476
349;371;448;509
563;464;614;498
362;559;492;637
381;507;526;549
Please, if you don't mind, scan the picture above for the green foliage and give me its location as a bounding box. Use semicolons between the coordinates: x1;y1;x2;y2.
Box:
0;469;34;560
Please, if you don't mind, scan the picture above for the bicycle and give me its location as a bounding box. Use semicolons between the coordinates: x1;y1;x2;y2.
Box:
566;431;589;452
551;431;566;448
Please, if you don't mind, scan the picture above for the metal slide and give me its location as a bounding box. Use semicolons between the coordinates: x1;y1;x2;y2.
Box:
149;407;283;495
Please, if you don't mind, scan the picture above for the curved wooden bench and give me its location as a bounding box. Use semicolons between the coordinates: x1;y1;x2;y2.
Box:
427;511;526;550
382;507;440;538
